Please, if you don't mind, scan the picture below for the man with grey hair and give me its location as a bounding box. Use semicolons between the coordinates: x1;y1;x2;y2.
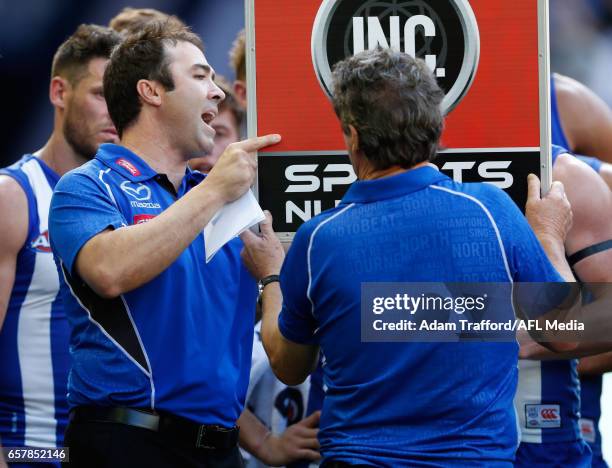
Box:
240;48;574;466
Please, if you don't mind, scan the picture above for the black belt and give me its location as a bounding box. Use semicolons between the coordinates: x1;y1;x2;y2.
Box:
69;406;239;450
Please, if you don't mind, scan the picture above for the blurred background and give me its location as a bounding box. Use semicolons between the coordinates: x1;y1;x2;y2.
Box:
551;0;612;104
0;0;244;167
0;0;610;461
4;0;612;165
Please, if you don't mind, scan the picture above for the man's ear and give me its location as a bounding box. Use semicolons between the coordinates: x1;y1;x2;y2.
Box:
233;80;247;109
348;124;360;155
136;79;163;107
50;77;70;109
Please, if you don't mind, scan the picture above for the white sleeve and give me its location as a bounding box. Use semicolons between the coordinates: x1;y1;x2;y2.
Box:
246;322;271;402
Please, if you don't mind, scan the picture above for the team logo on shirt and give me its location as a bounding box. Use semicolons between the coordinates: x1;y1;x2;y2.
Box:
120;181;152;201
120;182;161;209
116;158;141;177
31;230;51;253
525;404;561;429
311;0;480;114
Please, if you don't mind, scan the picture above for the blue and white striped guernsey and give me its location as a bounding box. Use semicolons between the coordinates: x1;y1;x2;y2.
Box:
514;145;582;446
0;155;69;449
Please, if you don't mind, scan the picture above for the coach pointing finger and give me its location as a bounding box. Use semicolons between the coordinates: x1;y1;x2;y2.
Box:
49;21;280;467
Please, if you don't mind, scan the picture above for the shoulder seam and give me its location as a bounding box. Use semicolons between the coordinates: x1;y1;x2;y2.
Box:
306;203;356;317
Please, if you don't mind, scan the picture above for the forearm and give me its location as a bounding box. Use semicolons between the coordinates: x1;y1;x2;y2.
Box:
537;236;575;282
77;180;224;297
260;284;318;385
240;213;318;384
579;351;612;375
237;409;272;463
260;283;286;372
237;406;320;466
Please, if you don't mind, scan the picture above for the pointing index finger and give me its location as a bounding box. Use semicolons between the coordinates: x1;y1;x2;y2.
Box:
239;134;282;153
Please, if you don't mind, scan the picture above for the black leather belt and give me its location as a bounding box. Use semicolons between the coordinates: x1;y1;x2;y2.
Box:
69;406;239;450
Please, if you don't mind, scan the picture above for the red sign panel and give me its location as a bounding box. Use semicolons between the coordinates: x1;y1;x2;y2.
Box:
250;0;548;236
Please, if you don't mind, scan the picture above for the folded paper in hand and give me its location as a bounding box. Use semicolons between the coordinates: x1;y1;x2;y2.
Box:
204;190;265;262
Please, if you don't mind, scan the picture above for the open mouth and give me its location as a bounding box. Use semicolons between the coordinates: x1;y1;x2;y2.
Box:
201;111;217;125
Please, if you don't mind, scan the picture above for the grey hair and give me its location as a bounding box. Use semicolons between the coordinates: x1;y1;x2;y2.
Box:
331;48;444;170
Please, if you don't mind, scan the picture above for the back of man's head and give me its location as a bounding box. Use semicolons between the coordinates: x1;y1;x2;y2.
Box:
332;48;444;170
51;24;122;86
109;7;186;36
229;29;246;83
103;20;204;138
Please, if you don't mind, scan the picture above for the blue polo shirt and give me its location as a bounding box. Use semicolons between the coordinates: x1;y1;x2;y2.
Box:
278;166;564;466
49;144;257;426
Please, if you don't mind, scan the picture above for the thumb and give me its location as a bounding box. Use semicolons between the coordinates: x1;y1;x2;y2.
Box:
549;180;566;198
259;211;275;238
240;226;260;245
526;174;541;202
300;410;321;428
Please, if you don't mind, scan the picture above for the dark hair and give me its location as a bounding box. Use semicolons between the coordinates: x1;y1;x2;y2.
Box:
108;7;186;36
215;76;245;130
51;24;122;85
332;48;444;170
103;20;204;137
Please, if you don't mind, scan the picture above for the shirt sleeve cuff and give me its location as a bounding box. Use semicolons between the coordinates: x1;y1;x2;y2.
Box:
278;307;318;345
63;218;127;275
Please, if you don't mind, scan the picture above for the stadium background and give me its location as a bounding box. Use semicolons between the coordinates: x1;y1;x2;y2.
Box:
0;0;610;460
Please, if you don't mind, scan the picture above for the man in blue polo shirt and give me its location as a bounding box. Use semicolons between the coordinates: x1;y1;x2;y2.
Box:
240;49;574;466
49;21;280;467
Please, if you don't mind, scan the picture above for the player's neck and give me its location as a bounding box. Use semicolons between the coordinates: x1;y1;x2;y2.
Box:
36;132;89;177
359;161;432;181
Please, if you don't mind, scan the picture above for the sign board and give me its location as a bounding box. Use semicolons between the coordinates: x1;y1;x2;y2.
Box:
247;0;551;240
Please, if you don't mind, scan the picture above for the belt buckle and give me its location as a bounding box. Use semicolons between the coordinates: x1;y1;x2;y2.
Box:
196;425;215;449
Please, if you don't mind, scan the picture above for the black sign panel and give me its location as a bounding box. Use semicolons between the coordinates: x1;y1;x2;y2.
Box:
258;152;540;235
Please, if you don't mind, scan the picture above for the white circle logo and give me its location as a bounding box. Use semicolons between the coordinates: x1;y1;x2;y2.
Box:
311;0;480;114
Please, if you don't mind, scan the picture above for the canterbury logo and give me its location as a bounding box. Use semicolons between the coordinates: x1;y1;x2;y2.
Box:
120;181;152;201
540;409;559;420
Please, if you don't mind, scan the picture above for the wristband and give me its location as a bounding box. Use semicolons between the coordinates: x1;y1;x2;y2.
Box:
259;275;280;289
257;275;280;305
